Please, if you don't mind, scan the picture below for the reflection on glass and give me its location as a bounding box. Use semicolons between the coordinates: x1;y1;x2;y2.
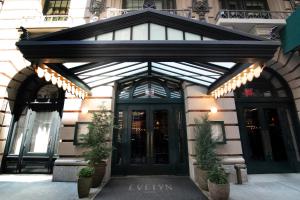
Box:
28;111;59;153
114;111;124;165
264;108;288;161
9;108;28;155
153;110;169;164
131;110;147;164
244;108;265;161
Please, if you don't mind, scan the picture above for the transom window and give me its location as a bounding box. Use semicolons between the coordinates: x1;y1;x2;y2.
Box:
235;70;289;98
43;0;71;15
118;79;183;101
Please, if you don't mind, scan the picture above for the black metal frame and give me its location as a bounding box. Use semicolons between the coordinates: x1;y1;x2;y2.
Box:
220;0;269;10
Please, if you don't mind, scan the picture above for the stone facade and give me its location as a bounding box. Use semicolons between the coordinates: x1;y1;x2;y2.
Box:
0;0;299;185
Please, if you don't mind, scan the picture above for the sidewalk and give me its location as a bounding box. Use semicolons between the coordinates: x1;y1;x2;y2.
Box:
230;173;300;200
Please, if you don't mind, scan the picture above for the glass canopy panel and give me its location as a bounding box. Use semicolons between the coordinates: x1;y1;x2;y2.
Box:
97;32;113;40
185;32;201;40
167;28;184;40
203;37;215;41
79;62;142;78
115;28;131;40
151;67;211;86
132;24;148;40
160;62;221;78
154;63;216;83
75;62;120;75
150;23;166;40
64;62;89;69
209;62;237;68
88;68;148;88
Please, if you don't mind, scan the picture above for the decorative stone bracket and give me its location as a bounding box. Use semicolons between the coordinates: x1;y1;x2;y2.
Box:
89;0;107;15
192;0;209;19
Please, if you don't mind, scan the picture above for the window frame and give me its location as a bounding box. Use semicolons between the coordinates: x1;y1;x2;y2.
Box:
43;0;71;15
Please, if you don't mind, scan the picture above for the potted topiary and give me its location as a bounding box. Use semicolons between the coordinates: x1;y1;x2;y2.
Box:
81;106;113;188
77;166;94;198
194;114;218;191
207;165;230;200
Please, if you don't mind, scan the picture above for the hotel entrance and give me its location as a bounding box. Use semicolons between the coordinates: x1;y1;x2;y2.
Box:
236;69;299;173
112;78;188;175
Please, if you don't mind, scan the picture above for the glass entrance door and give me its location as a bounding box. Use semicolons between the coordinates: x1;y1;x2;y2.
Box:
5;108;60;173
112;104;187;175
238;104;296;173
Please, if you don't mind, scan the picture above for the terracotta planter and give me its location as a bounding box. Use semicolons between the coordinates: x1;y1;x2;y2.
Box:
195;166;209;191
208;180;230;200
77;177;92;198
91;161;107;188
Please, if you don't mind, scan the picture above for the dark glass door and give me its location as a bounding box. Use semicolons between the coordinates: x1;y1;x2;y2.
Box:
112;104;187;175
238;104;296;173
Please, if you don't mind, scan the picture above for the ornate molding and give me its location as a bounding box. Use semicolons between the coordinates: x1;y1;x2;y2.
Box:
89;0;106;15
192;0;209;18
143;0;156;9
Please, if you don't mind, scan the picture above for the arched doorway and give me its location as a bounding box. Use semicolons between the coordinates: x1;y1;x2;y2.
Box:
2;75;65;173
112;77;188;175
235;68;300;173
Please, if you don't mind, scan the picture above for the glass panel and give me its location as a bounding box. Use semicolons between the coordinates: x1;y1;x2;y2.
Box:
132;24;148;40
97;32;113;40
202;37;215;41
115;28;131;40
131;110;147;164
185;32;201;40
150;24;166;40
113;111;124;165
153;110;169;164
167;28;183;40
27;111;59;153
9;108;28;155
264;108;288;161
244;108;265;161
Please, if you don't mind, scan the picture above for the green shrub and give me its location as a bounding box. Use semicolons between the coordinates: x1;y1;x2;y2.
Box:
194;114;218;170
80;106;113;165
79;167;95;178
208;165;228;184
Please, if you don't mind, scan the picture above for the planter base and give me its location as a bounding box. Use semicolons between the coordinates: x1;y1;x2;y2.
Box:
208;180;230;200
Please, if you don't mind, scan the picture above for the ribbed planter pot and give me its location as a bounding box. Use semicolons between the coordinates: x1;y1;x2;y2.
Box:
195;166;209;191
208;180;230;200
91;161;107;188
77;177;92;198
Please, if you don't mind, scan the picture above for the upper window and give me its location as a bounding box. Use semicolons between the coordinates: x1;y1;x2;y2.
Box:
220;0;269;10
123;0;175;9
43;0;71;15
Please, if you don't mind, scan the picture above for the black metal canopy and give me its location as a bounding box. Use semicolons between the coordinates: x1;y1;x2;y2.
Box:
16;9;280;92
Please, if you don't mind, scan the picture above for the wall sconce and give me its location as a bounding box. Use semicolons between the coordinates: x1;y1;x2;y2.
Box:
210;107;218;113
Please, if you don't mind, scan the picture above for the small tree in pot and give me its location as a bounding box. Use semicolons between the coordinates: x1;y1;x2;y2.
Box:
77;167;94;198
81;106;112;188
207;165;230;200
194;114;218;190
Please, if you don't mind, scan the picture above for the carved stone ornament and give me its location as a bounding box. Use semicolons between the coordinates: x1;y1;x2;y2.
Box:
143;0;156;9
192;0;209;18
89;0;106;15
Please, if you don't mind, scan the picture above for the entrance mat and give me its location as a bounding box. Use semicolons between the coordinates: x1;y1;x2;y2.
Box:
95;176;208;200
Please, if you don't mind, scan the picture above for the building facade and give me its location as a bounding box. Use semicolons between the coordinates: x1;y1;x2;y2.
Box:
0;0;300;184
